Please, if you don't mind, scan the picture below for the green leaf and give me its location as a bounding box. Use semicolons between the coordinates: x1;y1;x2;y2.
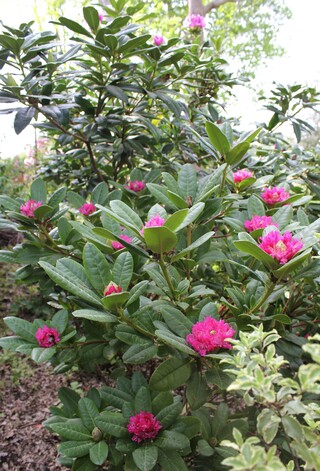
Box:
67;191;85;208
112;251;133;290
174;202;205;232
149;358;192;391
73;455;97;471
83;6;99;32
257;409;281;444
110;200;143;230
273;249;312;279
146;183;178;210
167;191;188;209
59;441;94;458
89;441;109;466
91;182;109;205
33;204;54;219
157;449;188;471
282;415;304;441
155;330;196;355
134;387;152;413
118;34;151;54
58;387;81;415
205;121;230;155
83;242;111;294
72;309;116;323
233;239;278;269
30;178;47;203
31;347;56;363
273;205;294;230
122;344;158;364
14;107;35;134
101;291;129;310
0;195;20;211
144;226;177;254
164;209;188;232
205;366;233;389
78;398;99;431
156;400;183;428
226;141;250;166
51;420;92;441
96;204;143;238
58;16;93;37
39;261;103;307
186;372;209;410
51;310;69;333
48;187;67;208
4;316;36;343
95;412;128;438
178;164;197;200
132;445;158;471
247;195;265;218
171;232;214;262
156;430;189;451
0;336;31;351
158;306;193;337
105;85;128;103
127;280;149;306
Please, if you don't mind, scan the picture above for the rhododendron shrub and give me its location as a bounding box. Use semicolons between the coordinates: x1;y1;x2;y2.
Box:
0;5;319;471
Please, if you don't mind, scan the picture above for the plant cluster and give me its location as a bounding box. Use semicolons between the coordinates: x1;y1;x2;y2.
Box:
0;3;319;470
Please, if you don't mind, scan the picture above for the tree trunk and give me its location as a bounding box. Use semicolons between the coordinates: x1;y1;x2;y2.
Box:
188;0;237;16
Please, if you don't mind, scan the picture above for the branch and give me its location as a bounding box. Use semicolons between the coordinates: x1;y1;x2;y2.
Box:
204;0;237;14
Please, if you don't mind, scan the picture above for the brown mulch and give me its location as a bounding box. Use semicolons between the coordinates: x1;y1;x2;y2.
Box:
0;361;69;471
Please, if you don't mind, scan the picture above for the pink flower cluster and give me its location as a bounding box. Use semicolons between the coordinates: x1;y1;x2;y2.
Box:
244;215;278;232
35;325;60;348
127;411;162;443
153;34;165;46
20;200;42;218
186;317;235;356
261;187;290;205
103;283;123;296
78;202;96;216
233;169;253;184
126;180;146;192
183;14;206;29
258;230;303;264
111;234;133;250
141;215;165;235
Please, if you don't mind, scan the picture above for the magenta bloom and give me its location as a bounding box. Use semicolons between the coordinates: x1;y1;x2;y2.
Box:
186;317;235;356
141;215;165;235
244;215;278;232
126;180;146;192
35;325;60;348
104;282;123;296
183;14;206;29
78;202;96;216
98;13;104;22
261;187;290;205
20;200;42;218
153;34;165;46
258;230;303;264
111;234;133;250
233;169;253;184
127;411;162;443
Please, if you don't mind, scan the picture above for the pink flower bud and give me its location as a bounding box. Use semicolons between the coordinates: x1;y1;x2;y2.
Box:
35;325;60;348
111;234;133;250
258;230;303;264
127;411;162;443
183;14;206;29
141;215;165;235
126;180;146;192
261;187;290;205
98;13;104;22
20;200;42;218
186;317;235;356
233;169;253;184
78;202;96;216
153;34;165;46
244;215;278;232
103;282;123;296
